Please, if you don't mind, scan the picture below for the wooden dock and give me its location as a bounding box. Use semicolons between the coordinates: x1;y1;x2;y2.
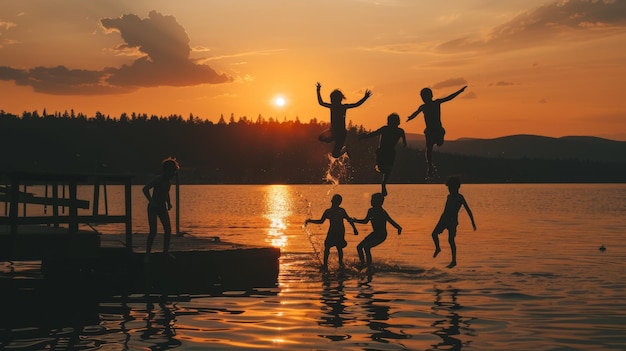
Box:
0;171;281;296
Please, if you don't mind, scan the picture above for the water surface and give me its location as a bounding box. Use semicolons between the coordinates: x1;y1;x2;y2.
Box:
2;184;625;350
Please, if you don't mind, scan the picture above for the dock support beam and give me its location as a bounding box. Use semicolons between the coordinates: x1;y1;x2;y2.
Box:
125;180;132;253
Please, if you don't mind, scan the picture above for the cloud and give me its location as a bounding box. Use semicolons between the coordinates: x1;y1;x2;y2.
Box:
432;77;468;89
490;81;517;86
0;20;16;30
6;66;134;95
437;0;626;53
0;11;232;95
462;91;477;99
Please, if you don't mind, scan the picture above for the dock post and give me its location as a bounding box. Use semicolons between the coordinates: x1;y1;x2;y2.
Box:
52;183;59;228
124;179;133;253
175;172;180;235
68;180;78;234
9;176;19;235
93;177;100;216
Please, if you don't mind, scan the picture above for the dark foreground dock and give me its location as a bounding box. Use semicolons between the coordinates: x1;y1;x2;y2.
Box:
0;171;281;299
1;229;281;296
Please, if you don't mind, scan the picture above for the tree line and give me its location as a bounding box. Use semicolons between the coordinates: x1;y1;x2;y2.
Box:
1;110;624;184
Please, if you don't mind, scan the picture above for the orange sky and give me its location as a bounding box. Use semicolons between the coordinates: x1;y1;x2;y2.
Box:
1;0;625;140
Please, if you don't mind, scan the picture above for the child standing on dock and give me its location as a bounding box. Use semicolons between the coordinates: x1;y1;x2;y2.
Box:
143;157;180;257
353;193;402;272
305;194;358;271
316;82;372;158
432;175;476;268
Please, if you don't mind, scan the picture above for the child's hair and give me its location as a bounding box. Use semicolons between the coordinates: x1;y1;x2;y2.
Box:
445;175;461;189
420;87;433;101
330;89;345;103
387;113;400;126
371;192;385;206
331;194;342;205
162;157;180;176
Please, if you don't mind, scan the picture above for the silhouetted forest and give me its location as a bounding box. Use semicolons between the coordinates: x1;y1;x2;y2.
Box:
1;110;625;184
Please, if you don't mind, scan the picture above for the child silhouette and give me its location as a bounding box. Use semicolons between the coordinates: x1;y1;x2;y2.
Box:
432;176;476;268
353;193;402;273
143;157;180;257
359;113;407;196
305;194;358;271
407;86;466;176
317;82;372;158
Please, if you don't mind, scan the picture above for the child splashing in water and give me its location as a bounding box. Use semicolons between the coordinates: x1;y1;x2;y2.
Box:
432;175;476;268
316;82;372;158
353;193;402;273
305;194;358;272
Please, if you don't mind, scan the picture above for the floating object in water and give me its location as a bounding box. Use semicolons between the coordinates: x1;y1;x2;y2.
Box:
599;244;606;252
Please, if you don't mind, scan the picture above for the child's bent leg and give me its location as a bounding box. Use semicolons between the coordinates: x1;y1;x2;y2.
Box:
426;144;434;175
161;212;172;254
332;132;347;158
337;248;344;268
323;247;330;269
381;172;388;196
432;230;441;258
447;229;457;268
332;144;347;158
356;242;365;268
146;207;158;254
364;248;372;268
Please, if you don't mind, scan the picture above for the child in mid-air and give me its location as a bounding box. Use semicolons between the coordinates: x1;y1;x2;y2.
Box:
305;194;358;271
352;193;402;272
317;82;372;158
359;113;407;196
406;85;466;176
143;157;180;257
432;175;476;268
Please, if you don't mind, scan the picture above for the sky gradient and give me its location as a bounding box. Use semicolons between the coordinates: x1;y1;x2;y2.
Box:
1;0;625;140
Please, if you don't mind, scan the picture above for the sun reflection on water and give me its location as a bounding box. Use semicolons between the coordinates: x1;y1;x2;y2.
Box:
264;185;291;249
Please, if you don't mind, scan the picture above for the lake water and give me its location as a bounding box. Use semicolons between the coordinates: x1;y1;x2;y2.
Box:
2;183;626;350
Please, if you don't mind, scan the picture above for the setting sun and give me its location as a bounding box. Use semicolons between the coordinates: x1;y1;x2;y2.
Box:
274;96;286;107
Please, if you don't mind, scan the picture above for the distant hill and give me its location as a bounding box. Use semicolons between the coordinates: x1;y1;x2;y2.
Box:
1;111;624;183
406;134;626;164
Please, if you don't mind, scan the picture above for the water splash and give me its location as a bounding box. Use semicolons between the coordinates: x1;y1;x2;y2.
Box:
323;153;352;189
297;153;353;268
425;163;441;182
298;192;323;266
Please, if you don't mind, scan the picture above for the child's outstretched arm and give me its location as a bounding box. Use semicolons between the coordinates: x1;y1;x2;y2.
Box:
358;127;383;140
440;86;467;103
352;209;373;224
461;196;477;230
386;213;402;235
305;210;328;226
407;105;424;122
352;216;369;224
316;82;331;108
346;215;359;235
345;89;372;108
305;217;326;225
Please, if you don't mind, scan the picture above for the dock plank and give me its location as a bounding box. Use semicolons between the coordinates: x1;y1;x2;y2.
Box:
99;233;251;253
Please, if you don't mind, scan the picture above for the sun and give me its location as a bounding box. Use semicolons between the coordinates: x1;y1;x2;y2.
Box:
274;96;286;107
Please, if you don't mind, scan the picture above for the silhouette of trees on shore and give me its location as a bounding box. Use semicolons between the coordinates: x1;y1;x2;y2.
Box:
1;110;624;184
